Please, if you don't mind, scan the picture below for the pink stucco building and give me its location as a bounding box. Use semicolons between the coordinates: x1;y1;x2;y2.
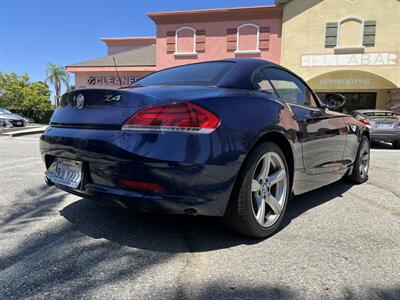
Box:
149;5;282;70
66;5;283;89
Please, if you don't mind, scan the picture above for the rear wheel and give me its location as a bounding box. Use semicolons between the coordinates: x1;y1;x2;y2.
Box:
393;141;400;149
347;135;370;184
223;142;290;238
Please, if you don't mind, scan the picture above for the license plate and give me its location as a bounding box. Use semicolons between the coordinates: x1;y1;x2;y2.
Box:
377;123;393;128
17;122;22;126
47;159;83;188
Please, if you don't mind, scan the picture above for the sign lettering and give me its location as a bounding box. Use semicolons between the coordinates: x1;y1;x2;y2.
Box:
87;76;141;86
301;53;398;67
319;79;371;87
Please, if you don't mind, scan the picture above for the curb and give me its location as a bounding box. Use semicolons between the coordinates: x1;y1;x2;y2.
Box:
0;127;47;137
0;125;41;133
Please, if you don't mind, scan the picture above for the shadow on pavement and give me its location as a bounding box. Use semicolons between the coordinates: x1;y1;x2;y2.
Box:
371;141;398;150
280;180;353;231
61;199;256;253
0;184;71;270
61;180;354;253
182;285;400;300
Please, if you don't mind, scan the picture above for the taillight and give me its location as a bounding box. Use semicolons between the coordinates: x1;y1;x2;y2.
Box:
359;119;370;126
122;101;220;133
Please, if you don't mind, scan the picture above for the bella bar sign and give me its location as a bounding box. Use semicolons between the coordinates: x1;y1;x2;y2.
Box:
301;53;398;67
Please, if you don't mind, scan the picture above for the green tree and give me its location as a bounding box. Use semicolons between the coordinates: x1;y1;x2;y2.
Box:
21;81;52;110
0;72;52;110
67;84;75;92
45;63;69;106
0;72;30;109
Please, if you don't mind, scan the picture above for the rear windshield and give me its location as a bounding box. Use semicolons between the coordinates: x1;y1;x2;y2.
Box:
363;112;398;119
134;62;234;86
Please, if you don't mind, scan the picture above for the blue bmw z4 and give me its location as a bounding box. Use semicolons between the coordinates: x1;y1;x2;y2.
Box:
40;59;370;238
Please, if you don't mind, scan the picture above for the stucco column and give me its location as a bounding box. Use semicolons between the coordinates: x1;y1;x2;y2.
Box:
386;89;400;114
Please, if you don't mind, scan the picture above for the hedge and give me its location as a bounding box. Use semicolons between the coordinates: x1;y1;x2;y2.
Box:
9;109;54;124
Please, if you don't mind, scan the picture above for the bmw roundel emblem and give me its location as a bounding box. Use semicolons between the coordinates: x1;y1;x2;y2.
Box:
76;93;85;109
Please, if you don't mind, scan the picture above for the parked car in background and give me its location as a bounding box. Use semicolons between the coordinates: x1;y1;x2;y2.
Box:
351;109;400;148
40;59;371;238
0;107;27;128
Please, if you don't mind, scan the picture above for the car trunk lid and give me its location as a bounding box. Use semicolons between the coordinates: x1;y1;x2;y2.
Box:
50;86;227;129
50;88;161;129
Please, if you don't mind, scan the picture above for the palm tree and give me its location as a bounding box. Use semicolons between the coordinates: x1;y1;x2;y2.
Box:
45;63;69;106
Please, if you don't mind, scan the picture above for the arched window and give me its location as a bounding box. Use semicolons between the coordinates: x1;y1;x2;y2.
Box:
337;16;364;48
175;26;196;55
236;23;260;53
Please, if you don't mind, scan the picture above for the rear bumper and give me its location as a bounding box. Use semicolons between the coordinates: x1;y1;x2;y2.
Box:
50;181;211;215
370;131;400;142
40;126;244;216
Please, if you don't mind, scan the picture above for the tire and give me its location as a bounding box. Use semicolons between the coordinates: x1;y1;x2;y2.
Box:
223;142;290;238
393;141;400;149
347;135;370;184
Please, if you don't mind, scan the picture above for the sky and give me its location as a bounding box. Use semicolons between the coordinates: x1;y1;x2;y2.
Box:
0;0;274;96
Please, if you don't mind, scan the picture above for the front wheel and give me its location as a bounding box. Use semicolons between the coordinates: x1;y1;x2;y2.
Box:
223;142;290;238
393;141;400;149
347;135;370;184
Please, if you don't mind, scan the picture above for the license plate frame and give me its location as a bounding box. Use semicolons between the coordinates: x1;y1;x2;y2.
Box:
48;159;83;189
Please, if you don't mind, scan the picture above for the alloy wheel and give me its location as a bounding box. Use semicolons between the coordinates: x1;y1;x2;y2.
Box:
251;152;288;228
359;140;370;177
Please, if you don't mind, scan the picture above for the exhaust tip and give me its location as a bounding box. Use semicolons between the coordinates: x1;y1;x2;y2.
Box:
183;208;197;215
44;175;54;187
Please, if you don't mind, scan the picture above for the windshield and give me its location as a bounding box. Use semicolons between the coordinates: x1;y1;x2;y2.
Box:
134;61;234;86
0;108;11;115
363;111;398;119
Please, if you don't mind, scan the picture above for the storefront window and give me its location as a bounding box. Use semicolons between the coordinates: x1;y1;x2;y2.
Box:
317;92;376;113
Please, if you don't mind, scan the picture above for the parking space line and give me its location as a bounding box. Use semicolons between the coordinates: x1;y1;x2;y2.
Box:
13;136;42;140
0;157;41;166
2;160;43;171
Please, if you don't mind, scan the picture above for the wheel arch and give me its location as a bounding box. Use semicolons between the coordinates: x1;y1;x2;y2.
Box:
225;130;295;214
363;128;371;142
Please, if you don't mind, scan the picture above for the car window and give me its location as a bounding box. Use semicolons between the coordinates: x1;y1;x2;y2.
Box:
264;68;318;107
0;108;11;114
252;70;278;97
134;61;235;86
352;112;363;120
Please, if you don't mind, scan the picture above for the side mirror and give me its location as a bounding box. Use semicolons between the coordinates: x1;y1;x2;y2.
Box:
323;93;346;110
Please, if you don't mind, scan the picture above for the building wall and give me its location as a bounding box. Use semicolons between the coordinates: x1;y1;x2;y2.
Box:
156;18;282;70
103;39;156;55
280;0;400;87
387;89;400;114
75;71;152;89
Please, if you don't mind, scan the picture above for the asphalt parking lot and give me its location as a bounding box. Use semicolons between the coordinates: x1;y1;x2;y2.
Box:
0;134;399;299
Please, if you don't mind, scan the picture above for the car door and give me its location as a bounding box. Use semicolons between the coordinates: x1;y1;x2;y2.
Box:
264;67;348;175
